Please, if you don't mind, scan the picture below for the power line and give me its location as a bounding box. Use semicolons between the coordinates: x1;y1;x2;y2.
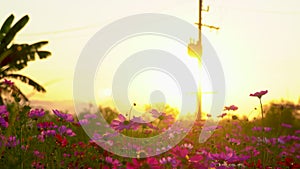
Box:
19;23;101;37
210;4;300;15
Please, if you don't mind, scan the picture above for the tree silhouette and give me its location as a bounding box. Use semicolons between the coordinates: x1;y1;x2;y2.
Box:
0;14;51;104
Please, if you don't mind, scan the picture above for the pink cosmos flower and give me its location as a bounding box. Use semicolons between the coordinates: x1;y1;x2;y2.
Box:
0;105;9;128
252;126;262;131
0;105;8;116
209;146;250;166
104;156;121;169
150;109;162;118
189;154;206;168
78;119;89;125
150;109;174;122
3;79;14;86
228;138;241;145
224;105;238;111
264;127;272;132
6;136;20;148
52;109;74;122
127;158;160;169
83;113;97;119
37;121;56;129
159;156;179;168
250;90;268;99
181;143;193;150
40;130;56;137
28;109;45;119
217;113;227;118
58;125;76;137
281;123;292;128
31;161;45;169
33;150;45;159
110;114;139;131
171;146;189;159
0;117;8;128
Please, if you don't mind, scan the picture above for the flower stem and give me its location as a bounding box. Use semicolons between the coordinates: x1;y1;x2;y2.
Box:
259;98;264;126
259;98;266;168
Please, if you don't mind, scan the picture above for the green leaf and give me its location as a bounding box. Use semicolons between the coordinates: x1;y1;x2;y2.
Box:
37;51;51;59
0;15;29;53
0;48;13;65
0;15;14;34
0;14;14;42
5;73;46;92
30;41;48;49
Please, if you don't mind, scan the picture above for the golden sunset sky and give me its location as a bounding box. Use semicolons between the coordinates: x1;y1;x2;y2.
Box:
1;0;300;117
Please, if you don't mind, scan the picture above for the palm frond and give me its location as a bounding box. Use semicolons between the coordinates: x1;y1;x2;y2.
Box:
30;41;48;49
0;15;29;53
5;74;46;92
0;14;14;42
0;43;51;71
11;84;29;102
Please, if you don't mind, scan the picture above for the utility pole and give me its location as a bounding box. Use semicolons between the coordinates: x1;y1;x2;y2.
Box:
188;0;219;121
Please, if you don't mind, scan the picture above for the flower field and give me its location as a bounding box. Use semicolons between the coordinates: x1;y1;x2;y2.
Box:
0;86;299;168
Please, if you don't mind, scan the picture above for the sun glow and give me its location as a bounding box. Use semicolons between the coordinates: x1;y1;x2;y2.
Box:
94;34;215;116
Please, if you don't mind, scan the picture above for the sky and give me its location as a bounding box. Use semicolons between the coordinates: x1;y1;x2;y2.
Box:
1;0;300;117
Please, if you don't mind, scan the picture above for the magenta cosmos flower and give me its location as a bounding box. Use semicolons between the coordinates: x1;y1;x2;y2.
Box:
3;79;14;86
151;109;174;123
28;109;45;119
250;90;268;99
110;114;139;131
52;109;74;122
0;105;9;128
224;105;238;111
126;158;160;169
281;123;292;128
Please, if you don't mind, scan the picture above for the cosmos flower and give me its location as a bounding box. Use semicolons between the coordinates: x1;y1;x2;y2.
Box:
264;127;272;132
58;125;76;137
224;105;238;111
6;136;20;148
171;146;189;161
277;157;300;168
33;150;45;159
281;123;292;128
78;119;89;125
31;161;45;169
208;147;250;166
150;109;162;118
0;105;9;128
104;156;121;169
37;121;57;129
0;105;9;116
126;158;160;169
55;134;68;147
0;117;8;128
3;79;14;86
28;109;45;119
250;90;268;99
252;126;262;131
41;130;56;137
83;113;98;119
52;109;74;122
110;114;139;131
217;113;227;118
159;156;179;168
